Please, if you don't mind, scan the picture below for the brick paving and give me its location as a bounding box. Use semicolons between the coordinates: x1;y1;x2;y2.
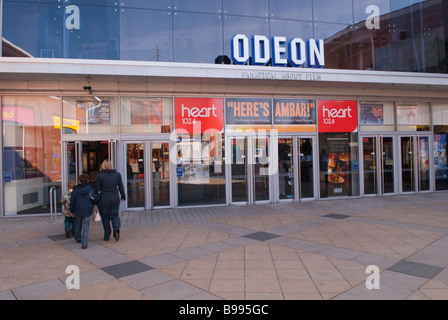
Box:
1;193;448;300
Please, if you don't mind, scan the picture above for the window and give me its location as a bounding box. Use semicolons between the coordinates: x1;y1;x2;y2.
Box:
120;8;173;62
62;96;119;134
173;12;223;63
2;96;62;215
121;97;173;133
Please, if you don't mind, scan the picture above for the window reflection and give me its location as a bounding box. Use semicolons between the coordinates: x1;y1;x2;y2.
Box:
120;8;173;62
270;0;313;21
313;0;354;24
223;0;268;17
173;0;222;14
121;97;172;133
2;0;448;73
173;12;223;63
2;96;62;215
62;96;119;134
64;5;119;60
3;2;62;58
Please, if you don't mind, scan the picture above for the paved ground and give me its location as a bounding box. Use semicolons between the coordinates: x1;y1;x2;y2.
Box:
1;193;448;301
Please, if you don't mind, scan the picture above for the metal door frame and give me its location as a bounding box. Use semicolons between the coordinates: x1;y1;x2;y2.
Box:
398;134;433;194
360;134;398;197
226;133;274;205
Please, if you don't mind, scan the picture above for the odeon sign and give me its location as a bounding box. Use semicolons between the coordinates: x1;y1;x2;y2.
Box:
231;34;325;68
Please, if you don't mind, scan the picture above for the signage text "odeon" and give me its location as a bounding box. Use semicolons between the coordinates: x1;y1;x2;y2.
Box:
231;34;325;68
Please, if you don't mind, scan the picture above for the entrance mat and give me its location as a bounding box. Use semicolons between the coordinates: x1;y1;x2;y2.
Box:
387;260;443;279
243;231;281;242
101;260;154;279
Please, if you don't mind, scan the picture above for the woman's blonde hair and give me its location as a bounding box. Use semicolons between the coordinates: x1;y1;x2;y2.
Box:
100;159;114;172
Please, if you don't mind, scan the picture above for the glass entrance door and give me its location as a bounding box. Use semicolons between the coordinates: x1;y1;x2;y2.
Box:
151;142;170;207
64;140;115;187
126;143;145;208
361;135;395;196
253;138;270;202
231;137;248;203
299;137;315;199
229;136;272;204
399;135;431;193
277;136;315;202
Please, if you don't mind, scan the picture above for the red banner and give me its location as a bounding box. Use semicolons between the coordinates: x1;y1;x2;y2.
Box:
318;100;358;132
175;98;224;134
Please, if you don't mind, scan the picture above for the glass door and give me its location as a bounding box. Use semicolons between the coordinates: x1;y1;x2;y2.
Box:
65;140;113;186
278;138;294;200
65;141;82;184
400;136;415;192
126;142;145;208
151;142;170;207
229;136;272;204
417;136;430;192
399;135;431;193
381;136;395;194
362;137;377;195
299;137;314;199
231;137;248;203
361;135;395;196
253;137;270;202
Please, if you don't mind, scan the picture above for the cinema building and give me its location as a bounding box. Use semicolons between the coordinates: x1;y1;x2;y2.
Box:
1;0;448;216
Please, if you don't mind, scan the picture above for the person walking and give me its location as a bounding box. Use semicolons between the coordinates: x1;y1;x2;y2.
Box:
96;159;126;241
69;173;100;249
61;180;76;238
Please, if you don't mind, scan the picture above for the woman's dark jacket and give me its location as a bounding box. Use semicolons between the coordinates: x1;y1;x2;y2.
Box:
69;183;100;217
96;169;126;207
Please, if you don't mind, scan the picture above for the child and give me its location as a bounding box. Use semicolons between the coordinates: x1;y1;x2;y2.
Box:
61;180;76;238
69;174;100;249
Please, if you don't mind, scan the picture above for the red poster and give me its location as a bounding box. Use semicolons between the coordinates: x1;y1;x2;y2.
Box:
175;98;224;134
318;100;358;132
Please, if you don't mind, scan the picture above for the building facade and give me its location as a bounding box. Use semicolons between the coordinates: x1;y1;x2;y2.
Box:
1;0;448;216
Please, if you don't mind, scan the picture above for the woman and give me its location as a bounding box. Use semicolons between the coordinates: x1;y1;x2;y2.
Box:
96;159;126;241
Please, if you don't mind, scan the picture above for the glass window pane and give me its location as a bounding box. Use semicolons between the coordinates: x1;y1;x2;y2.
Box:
270;19;313;40
121;97;172;133
152;142;170;207
63;5;119;60
397;102;430;131
173;12;223;63
313;0;354;24
2;96;62;215
62;96;118;134
278;138;293;200
126;143;145;208
359;101;395;132
223;0;268;17
173;0;222;14
270;0;312;21
433;103;448;125
120;8;173;62
3;2;63;58
177;133;225;206
300;138;314;199
315;22;354;69
119;0;172;10
231;137;247;202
